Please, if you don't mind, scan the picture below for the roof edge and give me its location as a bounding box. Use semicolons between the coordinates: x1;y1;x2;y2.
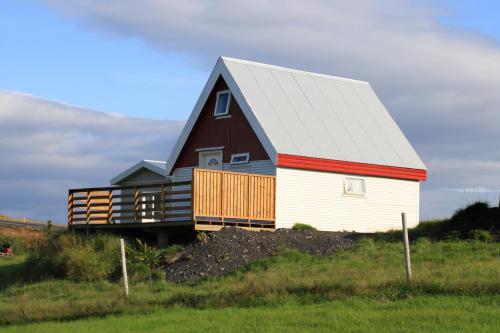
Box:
221;56;369;85
276;154;427;181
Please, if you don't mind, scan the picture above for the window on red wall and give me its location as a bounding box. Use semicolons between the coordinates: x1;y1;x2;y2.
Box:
214;90;231;116
230;153;250;164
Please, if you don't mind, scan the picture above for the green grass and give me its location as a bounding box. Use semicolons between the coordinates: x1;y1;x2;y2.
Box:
0;239;498;325
3;296;499;333
292;223;316;231
0;256;26;288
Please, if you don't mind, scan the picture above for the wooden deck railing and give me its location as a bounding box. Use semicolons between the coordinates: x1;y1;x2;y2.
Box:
68;169;276;231
68;181;192;225
192;168;276;230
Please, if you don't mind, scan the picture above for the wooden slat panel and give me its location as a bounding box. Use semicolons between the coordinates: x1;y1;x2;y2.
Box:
68;181;193;226
221;172;249;219
192;168;275;229
68;191;74;225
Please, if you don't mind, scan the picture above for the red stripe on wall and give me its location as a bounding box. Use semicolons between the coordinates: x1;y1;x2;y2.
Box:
276;154;427;181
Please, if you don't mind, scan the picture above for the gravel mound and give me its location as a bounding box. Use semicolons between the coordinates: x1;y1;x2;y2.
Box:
166;227;355;283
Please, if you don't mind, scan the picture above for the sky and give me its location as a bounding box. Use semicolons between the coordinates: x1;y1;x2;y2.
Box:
1;0;500;223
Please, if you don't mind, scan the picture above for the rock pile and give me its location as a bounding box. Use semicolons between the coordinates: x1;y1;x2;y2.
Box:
165;227;355;283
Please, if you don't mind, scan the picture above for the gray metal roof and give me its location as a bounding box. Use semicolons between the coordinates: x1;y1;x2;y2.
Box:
222;57;425;170
165;57;425;174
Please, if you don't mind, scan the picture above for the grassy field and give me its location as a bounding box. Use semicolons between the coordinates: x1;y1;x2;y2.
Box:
0;238;498;329
2;296;499;333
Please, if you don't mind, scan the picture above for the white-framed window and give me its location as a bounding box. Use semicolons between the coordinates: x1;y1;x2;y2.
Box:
344;177;366;196
230;153;250;165
214;90;231;117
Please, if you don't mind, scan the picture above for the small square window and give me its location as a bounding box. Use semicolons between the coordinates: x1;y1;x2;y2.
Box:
344;177;366;195
230;153;250;165
214;90;231;116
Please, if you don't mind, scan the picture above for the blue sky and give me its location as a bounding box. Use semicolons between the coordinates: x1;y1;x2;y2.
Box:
1;1;497;121
1;1;500;222
437;0;500;41
0;0;498;121
0;1;206;120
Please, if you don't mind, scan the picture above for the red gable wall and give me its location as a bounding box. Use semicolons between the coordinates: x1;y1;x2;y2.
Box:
173;76;269;169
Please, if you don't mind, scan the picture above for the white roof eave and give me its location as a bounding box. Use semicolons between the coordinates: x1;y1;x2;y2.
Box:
110;160;167;185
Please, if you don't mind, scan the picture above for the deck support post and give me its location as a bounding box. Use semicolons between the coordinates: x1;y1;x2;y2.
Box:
160;185;166;223
134;187;139;223
157;231;169;248
68;191;74;225
86;191;91;224
107;190;113;224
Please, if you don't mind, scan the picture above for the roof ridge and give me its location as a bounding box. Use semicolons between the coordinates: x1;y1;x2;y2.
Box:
221;56;369;85
143;159;167;164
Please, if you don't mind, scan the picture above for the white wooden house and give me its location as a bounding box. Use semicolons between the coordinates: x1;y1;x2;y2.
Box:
164;57;427;232
71;57;426;233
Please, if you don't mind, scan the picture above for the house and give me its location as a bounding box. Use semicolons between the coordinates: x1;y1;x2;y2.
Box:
68;57;426;234
165;57;426;232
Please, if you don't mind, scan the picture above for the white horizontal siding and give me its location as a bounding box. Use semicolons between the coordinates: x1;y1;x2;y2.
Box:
171;159;275;182
224;159;276;175
171;167;193;182
275;167;420;232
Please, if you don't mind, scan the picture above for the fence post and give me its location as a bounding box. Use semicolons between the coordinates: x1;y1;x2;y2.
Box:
401;212;412;283
120;238;129;298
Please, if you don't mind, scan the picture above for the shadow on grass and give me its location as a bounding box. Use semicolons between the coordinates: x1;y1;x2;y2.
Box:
0;256;27;288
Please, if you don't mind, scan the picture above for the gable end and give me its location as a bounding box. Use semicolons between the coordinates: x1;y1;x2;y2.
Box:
173;76;270;169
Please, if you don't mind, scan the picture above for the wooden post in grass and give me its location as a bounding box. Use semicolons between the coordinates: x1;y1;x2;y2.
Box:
120;238;129;298
401;213;412;283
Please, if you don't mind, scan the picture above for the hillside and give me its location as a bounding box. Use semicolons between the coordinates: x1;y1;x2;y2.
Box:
0;214;44;224
0;202;498;331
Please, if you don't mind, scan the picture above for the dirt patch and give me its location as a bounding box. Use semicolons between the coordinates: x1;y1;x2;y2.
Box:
166;227;356;283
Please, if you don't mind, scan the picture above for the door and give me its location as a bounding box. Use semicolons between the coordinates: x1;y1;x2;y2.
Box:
140;191;156;223
199;150;223;170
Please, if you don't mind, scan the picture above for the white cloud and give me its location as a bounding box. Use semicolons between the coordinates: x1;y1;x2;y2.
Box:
0;91;183;223
10;0;500;219
440;187;500;193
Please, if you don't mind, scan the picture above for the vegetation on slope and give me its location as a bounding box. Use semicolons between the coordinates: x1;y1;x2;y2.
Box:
0;228;45;256
376;202;499;242
0;202;498;326
0;237;498;324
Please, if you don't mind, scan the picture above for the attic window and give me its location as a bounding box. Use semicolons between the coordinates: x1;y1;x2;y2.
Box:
214;90;231;117
344;177;366;196
230;153;250;165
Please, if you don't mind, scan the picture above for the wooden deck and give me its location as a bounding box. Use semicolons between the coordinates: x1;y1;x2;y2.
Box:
68;168;276;231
